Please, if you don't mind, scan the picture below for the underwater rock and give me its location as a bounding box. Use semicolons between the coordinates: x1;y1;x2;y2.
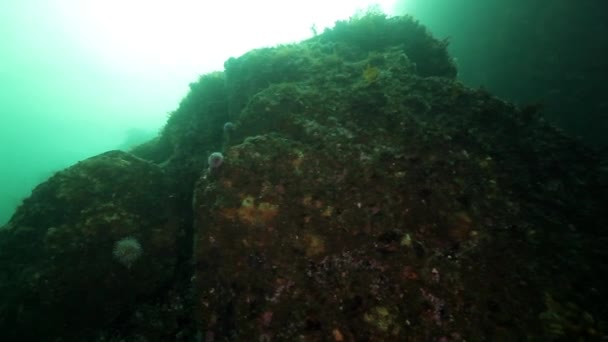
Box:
1;12;606;341
0;150;180;340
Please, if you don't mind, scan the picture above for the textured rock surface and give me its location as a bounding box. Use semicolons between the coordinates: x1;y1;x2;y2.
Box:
1;13;606;341
0;151;181;340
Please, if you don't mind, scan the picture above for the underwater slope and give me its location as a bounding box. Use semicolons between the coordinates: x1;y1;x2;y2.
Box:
1;13;606;341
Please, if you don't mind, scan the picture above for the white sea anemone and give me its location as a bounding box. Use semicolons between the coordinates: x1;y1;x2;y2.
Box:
112;237;142;268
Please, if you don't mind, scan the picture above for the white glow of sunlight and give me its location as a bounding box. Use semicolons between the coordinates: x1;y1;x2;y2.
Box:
0;0;396;224
61;0;396;72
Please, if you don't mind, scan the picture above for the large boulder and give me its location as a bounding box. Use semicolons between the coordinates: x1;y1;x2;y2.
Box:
0;151;181;340
1;12;606;341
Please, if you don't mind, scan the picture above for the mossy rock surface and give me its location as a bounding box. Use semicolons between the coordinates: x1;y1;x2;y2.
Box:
0;151;180;340
1;13;606;341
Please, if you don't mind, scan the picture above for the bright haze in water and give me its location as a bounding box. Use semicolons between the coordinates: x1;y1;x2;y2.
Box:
0;0;397;225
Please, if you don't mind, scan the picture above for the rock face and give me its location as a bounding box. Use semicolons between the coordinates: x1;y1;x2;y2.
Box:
0;151;182;340
1;13;606;341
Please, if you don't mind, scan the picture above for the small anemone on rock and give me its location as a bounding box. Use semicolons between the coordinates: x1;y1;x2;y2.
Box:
208;152;224;171
112;237;142;268
223;122;235;133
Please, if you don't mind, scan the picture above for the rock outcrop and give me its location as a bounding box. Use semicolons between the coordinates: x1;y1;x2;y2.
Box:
1;13;606;341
